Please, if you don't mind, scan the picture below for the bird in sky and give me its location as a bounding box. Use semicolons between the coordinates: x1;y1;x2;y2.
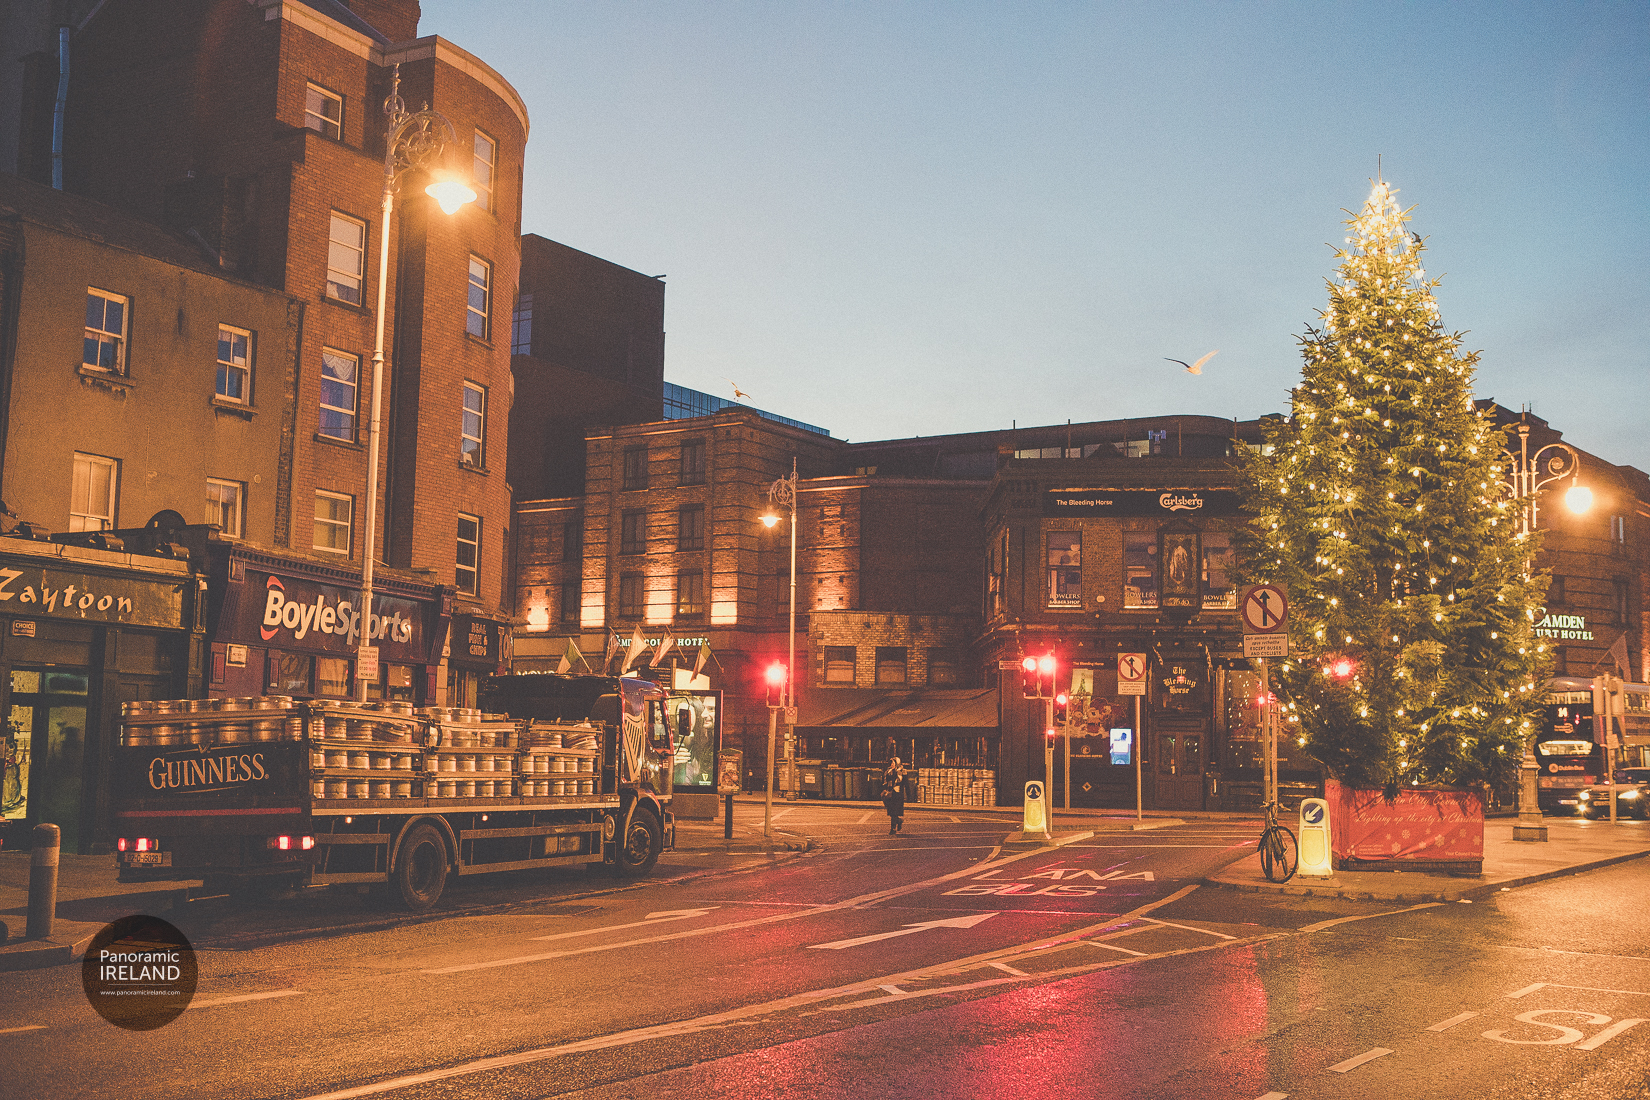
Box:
727;381;751;401
1165;351;1219;375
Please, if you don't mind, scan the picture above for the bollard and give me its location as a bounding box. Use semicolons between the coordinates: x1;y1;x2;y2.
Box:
724;793;734;840
27;823;60;940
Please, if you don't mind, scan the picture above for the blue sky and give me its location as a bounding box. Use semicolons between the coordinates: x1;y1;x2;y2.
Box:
420;1;1649;466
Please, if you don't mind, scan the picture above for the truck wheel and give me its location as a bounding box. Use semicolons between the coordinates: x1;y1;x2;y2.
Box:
613;809;661;876
394;824;449;910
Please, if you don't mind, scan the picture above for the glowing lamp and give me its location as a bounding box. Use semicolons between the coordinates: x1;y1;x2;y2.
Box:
1564;483;1593;514
761;513;780;528
425;172;477;215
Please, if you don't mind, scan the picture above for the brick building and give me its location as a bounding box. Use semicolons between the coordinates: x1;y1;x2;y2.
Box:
25;0;530;708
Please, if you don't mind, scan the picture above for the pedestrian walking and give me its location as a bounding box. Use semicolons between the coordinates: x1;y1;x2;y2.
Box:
882;757;907;834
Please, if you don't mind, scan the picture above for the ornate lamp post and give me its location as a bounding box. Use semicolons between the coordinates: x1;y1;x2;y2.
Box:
762;459;799;814
356;66;476;702
1503;415;1590;841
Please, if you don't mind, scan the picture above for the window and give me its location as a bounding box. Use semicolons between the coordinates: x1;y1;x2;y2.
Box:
562;518;583;562
927;648;962;686
1046;531;1081;608
620;511;646;555
679;439;706;485
622;446;648;490
304;84;342;139
675;570;704;617
315;657;350;697
1615;577;1630;624
456;514;481;596
1612;515;1626;543
466;255;490;339
461;383;485;467
677;504;705;551
875;646;908;685
84;289;128;374
216;325;251;402
70;452;118;531
472;130;495;212
511;293;532;355
206;478;244;537
1124;539;1158;608
824;646;856;684
618;573;643;619
559;581;581;625
319;348;358;440
1202;531;1236;609
314;491;352;554
327;213;365;304
1548;575;1566;605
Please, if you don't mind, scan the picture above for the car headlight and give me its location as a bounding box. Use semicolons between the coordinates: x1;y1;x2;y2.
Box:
1579;792;1591;800
1622;790;1642;799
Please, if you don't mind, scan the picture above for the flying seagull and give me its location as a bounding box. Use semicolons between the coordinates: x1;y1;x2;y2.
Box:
1165;350;1219;375
727;380;751;401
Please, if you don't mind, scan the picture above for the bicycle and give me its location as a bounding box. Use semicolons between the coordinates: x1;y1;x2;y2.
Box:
1259;799;1299;883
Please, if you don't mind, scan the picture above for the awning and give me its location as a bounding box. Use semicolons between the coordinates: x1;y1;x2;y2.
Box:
795;687;999;738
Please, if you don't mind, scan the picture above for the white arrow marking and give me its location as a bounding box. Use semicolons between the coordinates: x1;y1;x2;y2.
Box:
808;912;997;950
532;907;719;942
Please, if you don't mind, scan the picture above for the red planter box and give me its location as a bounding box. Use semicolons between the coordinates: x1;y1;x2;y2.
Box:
1324;778;1485;872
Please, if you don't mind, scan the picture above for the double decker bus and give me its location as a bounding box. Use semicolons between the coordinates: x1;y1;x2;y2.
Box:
1535;675;1650;814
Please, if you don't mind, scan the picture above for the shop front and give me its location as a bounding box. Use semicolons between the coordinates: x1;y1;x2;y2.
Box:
791;687;1000;805
204;548;449;705
0;538;200;852
447;613;507;708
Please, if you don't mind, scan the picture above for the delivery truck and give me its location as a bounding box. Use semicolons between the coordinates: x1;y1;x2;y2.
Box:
113;673;675;909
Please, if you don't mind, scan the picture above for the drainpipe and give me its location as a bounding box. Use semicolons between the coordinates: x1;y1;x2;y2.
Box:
52;25;70;189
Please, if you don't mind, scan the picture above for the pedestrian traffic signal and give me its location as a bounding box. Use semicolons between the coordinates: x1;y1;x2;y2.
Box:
1053;691;1069;724
765;661;787;707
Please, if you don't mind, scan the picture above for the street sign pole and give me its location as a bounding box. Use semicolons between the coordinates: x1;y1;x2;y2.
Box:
1262;658;1275;809
1117;652;1148;821
1134;694;1142;821
1044;695;1056;826
1238;586;1289;811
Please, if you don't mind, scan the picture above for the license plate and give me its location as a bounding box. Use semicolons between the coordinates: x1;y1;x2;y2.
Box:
122;852;169;866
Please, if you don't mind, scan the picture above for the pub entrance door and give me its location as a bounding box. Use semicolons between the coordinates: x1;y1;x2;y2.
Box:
1152;721;1206;810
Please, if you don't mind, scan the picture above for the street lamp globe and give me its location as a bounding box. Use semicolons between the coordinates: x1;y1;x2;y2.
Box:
761;513;780;529
1564;483;1594;514
424;172;477;215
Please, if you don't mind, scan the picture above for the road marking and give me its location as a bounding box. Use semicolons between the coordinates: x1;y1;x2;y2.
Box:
1427;1011;1479;1031
531;907;719;942
1144;918;1236;940
1085;941;1147;956
427;840;1079;974
860;845;1000;852
809;913;997;950
0;1025;46;1035
1326;1047;1392;1073
878;984;906;996
1577;1018;1646;1050
1300;902;1443;932
189;990;303;1010
1254;1093;1289;1100
1509;982;1650;999
990;962;1027;976
856;812;876;824
950;816;961;822
771;808;793;819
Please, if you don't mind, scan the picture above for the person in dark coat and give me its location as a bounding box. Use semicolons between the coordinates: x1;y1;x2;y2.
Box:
882;757;907;835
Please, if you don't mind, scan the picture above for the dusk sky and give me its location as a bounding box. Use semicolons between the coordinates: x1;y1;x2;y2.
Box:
420;1;1649;467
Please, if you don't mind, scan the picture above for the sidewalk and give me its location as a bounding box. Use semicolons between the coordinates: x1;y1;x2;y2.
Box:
1205;817;1650;902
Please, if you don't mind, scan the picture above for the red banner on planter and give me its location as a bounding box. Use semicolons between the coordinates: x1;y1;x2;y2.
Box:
1324;778;1485;864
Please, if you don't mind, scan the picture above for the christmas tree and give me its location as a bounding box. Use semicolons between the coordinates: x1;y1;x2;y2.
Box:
1234;180;1550;792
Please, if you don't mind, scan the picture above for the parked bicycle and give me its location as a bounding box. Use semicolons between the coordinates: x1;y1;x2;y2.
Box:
1259;799;1299;883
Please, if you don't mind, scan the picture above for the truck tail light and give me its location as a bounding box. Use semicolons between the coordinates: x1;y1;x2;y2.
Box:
118;837;161;852
266;835;316;851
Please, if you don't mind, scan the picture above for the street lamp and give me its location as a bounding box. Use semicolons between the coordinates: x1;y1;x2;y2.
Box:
762;458;799;822
356;66;476;703
1502;414;1591;841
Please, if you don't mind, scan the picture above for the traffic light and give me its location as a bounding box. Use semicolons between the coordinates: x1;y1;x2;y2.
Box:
1045;728;1058;751
1053;691;1069;724
1020;652;1059;698
764;661;787;707
1021;655;1039;699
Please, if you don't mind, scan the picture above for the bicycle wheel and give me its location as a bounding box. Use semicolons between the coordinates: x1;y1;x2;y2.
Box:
1260;825;1299;883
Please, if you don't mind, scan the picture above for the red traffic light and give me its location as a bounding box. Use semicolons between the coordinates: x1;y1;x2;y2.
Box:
765;662;787;686
1021;656;1038;673
1037;653;1057;677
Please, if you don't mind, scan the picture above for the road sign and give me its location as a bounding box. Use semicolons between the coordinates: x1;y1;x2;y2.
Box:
997;659;1020;670
1239;584;1289;634
356;645;379;681
1244;633;1288;658
1117;652;1148;696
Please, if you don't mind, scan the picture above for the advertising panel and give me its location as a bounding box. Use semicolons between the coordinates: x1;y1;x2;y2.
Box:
667;689;721;791
1043;488;1242;517
0;559;185;629
1324;778;1485;866
235;570;428;663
